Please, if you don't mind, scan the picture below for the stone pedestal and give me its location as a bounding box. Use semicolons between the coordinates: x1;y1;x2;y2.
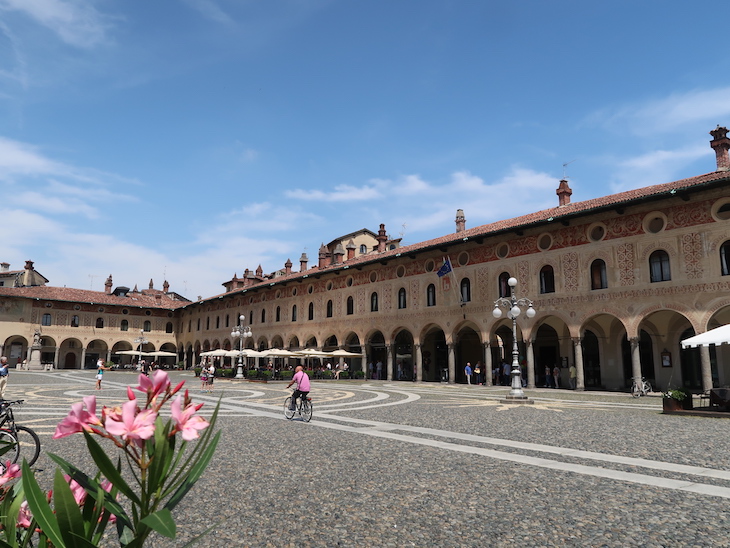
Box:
27;346;43;370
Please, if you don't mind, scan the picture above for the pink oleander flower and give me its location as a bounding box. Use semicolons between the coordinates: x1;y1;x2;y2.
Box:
171;395;209;441
101;479;118;523
136;370;170;402
53;396;103;439
64;474;86;505
17;500;31;529
105;400;157;444
0;461;20;487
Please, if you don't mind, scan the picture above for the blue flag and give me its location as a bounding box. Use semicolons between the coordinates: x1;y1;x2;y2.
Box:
436;257;452;278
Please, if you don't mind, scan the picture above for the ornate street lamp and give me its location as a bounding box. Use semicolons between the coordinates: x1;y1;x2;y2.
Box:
231;314;252;379
492;277;536;401
134;329;148;369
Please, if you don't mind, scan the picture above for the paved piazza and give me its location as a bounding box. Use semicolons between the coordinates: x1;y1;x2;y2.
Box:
7;370;730;547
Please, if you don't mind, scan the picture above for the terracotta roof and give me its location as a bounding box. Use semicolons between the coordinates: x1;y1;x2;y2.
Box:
195;170;729;305
0;285;187;310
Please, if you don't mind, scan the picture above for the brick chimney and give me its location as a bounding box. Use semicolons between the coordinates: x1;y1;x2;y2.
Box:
149;279;154;290
318;243;329;268
163;280;169;293
105;275;113;294
556;179;572;206
455;209;466;233
284;259;292;275
346;239;356;261
376;224;387;252
299;253;308;272
710;125;730;171
0;263;9;272
333;243;345;264
256;265;263;277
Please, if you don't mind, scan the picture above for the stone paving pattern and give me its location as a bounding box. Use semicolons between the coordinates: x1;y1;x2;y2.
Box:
8;371;730;547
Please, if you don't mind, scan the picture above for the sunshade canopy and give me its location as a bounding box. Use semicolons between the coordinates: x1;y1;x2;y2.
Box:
680;324;730;348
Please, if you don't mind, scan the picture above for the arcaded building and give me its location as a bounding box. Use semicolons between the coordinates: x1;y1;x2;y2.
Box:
1;127;730;393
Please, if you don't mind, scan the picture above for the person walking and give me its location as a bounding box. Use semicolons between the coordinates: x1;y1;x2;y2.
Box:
552;364;560;389
376;360;383;380
569;363;577;389
544;364;552;388
464;362;472;385
0;357;9;400
95;358;111;390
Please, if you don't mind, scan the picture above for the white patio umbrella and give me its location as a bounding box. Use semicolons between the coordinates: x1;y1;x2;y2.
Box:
296;348;332;357
681;324;730;348
200;349;229;357
115;350;152;356
330;349;363;357
148;351;178;357
259;348;299;357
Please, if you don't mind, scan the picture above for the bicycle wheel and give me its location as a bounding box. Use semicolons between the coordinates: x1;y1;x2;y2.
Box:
284;397;295;420
0;430;20;465
631;383;641;398
14;426;41;466
300;399;312;422
644;382;652;395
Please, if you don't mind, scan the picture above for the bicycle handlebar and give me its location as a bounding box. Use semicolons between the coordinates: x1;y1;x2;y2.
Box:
0;400;24;407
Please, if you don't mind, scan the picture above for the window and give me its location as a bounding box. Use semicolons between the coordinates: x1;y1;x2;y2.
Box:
371;292;379;312
188;320;192;332
346;296;354;315
206;317;210;330
498;272;511;298
143;320;151;332
591;259;608;290
165;322;173;333
539;266;555;294
292;305;297;322
276;306;281;322
215;316;220;329
95;317;104;329
249;311;253;325
261;309;266;323
426;284;436;307
308;302;314;321
41;313;52;326
649;250;671;282
197;318;201;331
398;288;407;309
360;244;367;254
121;319;129;331
460;278;471;303
326;300;333;318
225;314;230;328
71;315;79;328
721;241;730;276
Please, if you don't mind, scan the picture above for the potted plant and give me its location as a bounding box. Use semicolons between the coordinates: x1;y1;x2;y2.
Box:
662;387;693;412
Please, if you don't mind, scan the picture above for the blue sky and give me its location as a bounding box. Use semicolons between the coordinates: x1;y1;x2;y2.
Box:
1;1;729;300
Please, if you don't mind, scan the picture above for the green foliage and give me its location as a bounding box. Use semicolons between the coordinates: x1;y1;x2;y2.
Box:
281;370;294;380
664;387;690;401
354;370;365;379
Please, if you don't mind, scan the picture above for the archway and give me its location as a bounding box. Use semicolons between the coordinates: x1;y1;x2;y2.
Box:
455;325;480;384
367;331;386;380
421;327;446;382
393;329;414;381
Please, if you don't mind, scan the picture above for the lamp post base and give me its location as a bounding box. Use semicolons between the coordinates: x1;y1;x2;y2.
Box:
235;363;245;379
500;394;535;405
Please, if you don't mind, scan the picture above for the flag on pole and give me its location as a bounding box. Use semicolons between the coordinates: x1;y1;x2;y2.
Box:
437;257;453;278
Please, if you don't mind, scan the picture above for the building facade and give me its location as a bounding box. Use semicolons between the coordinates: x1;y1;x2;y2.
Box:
2;127;730;393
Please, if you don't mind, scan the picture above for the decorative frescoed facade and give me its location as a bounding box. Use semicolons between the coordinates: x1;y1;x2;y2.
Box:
1;127;729;394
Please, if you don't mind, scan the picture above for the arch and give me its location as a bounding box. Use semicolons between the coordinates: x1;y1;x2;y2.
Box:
420;325;447;382
288;335;300;350
393;329;414;381
455;324;481;383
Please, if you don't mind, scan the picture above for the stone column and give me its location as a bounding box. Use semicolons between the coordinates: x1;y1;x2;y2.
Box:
573;337;585;391
415;344;422;382
483;341;492;386
447;343;455;384
700;345;713;393
53;346;60;369
386;345;393;381
630;337;642;385
526;340;535;389
81;348;87;370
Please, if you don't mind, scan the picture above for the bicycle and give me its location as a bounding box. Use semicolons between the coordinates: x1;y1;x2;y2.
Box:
0;400;41;466
284;391;313;422
631;377;652;398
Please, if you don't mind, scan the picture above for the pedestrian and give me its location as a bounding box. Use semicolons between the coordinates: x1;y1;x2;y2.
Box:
142;360;150;377
544;365;552;388
569;363;577;389
207;362;216;393
474;361;483;385
376;360;383;380
464;362;472;384
493;365;499;386
200;364;209;392
501;360;511;385
552;364;560;389
368;362;374;379
95;358;111;390
0;356;9;400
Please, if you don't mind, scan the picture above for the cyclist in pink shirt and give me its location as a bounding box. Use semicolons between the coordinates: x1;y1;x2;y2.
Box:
286;366;310;410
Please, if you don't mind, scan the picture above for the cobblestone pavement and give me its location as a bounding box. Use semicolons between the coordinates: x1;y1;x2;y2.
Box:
7;371;730;547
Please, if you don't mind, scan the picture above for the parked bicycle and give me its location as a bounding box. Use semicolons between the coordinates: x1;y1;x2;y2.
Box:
0;400;41;466
631;377;652;398
284;390;313;422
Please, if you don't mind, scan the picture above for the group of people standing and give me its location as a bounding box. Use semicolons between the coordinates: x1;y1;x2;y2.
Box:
463;360;577;389
199;362;216;393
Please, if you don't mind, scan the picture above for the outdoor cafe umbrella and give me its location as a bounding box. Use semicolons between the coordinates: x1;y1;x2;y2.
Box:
330;349;363;357
148;351;178;357
200;349;230;357
115;350;152;356
681;324;730;348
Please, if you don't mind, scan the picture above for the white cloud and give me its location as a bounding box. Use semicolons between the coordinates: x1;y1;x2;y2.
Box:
181;0;235;25
0;0;112;48
285;183;382;202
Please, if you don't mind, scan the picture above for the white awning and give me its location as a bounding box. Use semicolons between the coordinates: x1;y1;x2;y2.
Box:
680;324;730;348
